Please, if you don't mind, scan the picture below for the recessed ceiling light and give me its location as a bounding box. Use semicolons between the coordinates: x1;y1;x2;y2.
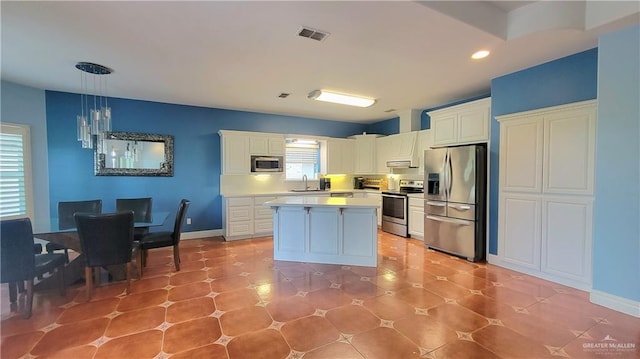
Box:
308;90;376;108
471;50;490;60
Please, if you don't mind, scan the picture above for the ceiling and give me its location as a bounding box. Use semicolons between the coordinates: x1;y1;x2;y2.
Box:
2;1;638;124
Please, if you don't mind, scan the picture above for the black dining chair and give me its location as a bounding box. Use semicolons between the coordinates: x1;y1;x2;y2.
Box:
1;218;66;318
74;211;135;302
46;199;102;262
116;197;152;241
137;199;190;276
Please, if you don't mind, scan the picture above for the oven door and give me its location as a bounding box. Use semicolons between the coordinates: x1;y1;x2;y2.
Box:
382;193;407;225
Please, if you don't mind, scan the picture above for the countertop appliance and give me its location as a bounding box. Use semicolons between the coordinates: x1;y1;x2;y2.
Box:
381;179;423;237
319;177;331;190
353;177;365;189
362;178;382;190
251;155;283;172
424;144;486;262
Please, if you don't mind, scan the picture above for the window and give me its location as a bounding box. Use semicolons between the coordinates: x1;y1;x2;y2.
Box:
0;123;33;219
285;138;320;180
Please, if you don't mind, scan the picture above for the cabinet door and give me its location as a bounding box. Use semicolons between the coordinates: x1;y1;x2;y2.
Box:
416;129;433;173
308;207;340;255
367;192;382;226
250;137;268;155
268;137;285;155
274;207;306;253
458;107;489;143
354;135;376;174
341;208;377;258
222;135;250;174
432;113;457;146
327;138;355;174
499;118;543;193
543;108;596;195
499;194;541;270
408;198;424;239
541;197;592;285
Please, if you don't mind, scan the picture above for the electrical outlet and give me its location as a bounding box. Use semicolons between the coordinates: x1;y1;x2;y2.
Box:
186;217;192;225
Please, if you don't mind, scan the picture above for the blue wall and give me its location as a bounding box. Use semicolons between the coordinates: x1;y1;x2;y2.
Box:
488;48;599;254
45;91;367;232
593;25;640;302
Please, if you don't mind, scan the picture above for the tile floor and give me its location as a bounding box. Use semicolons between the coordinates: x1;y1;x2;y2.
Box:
1;231;639;358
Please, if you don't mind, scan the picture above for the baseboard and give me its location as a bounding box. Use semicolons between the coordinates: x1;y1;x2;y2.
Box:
590;290;640;318
181;229;223;240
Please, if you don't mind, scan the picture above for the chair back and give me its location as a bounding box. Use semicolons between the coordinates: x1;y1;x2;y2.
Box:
116;197;152;222
58;200;102;230
172;199;191;244
0;218;36;282
74;212;134;267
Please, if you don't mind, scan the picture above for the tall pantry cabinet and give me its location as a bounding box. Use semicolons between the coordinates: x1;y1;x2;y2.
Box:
496;100;596;290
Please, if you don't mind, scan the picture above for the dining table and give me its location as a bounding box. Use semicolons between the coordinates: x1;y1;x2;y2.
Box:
34;211;170;290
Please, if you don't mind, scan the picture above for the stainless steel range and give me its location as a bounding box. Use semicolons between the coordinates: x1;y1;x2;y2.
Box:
381;179;423;237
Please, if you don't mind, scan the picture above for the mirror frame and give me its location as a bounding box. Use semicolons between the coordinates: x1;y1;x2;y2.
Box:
95;131;174;177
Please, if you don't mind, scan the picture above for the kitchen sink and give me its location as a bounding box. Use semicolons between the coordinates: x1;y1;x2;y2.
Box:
289;189;326;192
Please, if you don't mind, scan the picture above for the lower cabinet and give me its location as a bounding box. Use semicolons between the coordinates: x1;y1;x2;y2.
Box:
273;206;377;267
223;196;276;240
498;193;593;288
408;196;424;240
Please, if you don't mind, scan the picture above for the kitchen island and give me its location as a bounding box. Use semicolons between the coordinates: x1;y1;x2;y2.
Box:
264;196;379;267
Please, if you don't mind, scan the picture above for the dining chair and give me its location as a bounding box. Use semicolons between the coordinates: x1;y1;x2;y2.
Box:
46;199;102;262
137;199;190;276
116;197;152;241
74;211;134;302
1;218;66;318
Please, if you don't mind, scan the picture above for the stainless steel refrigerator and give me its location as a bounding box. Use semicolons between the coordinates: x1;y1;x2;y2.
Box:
423;144;486;262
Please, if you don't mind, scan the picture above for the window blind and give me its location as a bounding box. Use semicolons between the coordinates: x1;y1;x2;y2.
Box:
0;124;31;218
285;140;320;180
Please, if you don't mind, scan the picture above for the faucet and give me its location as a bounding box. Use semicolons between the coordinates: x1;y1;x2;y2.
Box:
302;174;309;190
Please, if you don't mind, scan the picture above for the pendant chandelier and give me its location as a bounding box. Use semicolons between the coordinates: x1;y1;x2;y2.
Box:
76;62;113;149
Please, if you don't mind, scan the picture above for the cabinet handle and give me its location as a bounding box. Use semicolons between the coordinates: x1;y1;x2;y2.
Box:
304;207;311;213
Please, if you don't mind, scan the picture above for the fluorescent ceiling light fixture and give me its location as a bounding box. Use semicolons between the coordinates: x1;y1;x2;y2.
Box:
471;50;490;60
308;90;376;108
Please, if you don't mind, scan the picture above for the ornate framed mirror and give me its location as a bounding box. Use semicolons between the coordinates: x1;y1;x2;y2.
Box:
95;131;174;176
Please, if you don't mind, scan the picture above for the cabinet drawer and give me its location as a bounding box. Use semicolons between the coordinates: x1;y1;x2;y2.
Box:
254;219;273;235
228;197;253;206
228;206;252;221
254;206;273;219
228;221;253;236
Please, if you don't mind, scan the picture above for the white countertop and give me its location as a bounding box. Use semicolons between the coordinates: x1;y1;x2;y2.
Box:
264;196;379;208
222;189;380;198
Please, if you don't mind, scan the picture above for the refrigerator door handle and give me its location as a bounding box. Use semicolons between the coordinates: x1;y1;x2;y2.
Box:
426;215;473;226
426;201;446;207
448;204;471;211
446;151;453;196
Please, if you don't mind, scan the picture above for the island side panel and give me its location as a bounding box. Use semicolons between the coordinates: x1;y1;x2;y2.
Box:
273;206;306;255
308;207;340;255
342;208;378;266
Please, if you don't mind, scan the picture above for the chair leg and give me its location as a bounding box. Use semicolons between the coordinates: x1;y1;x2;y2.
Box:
58;266;66;296
173;245;180;271
125;262;132;295
8;282;18;303
25;279;34;319
85;267;93;302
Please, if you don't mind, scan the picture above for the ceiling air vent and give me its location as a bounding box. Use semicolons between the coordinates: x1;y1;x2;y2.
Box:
384;109;397;113
298;26;329;42
278;93;290;98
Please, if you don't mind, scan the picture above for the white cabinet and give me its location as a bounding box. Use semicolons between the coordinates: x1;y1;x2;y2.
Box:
224;197;253;239
351;134;378;174
429;98;491;147
326;138;355;174
408;196;424;240
415;129;433;173
374;136;393;174
250;135;285;156
496;100;596;289
220;132;250;175
253;196;276;235
374;131;419;172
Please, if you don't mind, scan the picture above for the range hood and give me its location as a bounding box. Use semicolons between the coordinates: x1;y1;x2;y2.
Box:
386;159;417;168
385;131;419;168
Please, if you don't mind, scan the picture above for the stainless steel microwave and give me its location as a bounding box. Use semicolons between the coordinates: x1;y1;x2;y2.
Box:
251;155;283;172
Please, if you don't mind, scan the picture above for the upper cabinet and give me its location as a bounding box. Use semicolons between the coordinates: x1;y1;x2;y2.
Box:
351;134;379;174
326;138;355;174
250;135;285;156
428;97;491;147
219;130;250;175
